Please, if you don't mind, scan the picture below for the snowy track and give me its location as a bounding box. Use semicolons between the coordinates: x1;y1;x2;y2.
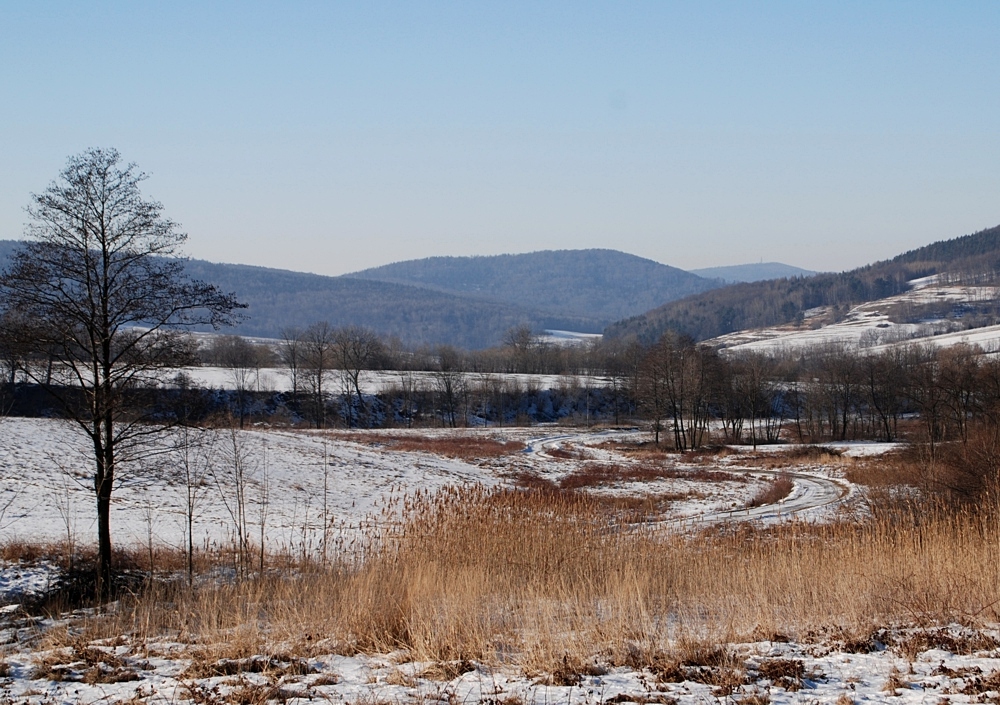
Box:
522;429;851;527
668;468;849;528
522;428;638;458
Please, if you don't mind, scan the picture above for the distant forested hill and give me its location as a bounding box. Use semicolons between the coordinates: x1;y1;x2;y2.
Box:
607;224;1000;343
690;262;816;283
347;249;721;321
183;260;602;348
0;241;602;348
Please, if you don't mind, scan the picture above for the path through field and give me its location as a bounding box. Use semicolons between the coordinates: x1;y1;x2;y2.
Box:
523;428;852;526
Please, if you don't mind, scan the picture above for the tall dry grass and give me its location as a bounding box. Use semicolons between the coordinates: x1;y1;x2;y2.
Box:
67;485;1000;671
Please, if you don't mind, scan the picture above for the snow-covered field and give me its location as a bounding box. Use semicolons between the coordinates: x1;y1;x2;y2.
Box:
0;418;504;553
0;419;863;555
3;418;973;704
173;367;610;394
713;278;1000;355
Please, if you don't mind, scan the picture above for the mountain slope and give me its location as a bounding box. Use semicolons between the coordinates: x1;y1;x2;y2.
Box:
607;224;1000;344
0;242;602;349
346;249;721;322
172;261;604;348
690;262;816;283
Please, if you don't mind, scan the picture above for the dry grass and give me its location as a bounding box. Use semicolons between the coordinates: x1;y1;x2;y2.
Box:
33;482;995;683
846;449;928;488
747;448;851;470
596;441;734;464
746;475;794;508
325;431;518;459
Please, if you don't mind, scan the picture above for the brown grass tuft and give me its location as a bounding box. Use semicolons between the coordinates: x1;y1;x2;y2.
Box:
325;431;517;459
746;475;794;508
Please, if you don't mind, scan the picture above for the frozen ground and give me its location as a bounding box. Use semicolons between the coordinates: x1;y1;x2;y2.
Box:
0;418;501;554
0;419;962;704
712;278;1000;355
3;626;1000;703
0;420;865;556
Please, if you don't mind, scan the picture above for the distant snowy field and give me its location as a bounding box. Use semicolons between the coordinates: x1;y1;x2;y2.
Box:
173;367;610;394
713;277;1000;354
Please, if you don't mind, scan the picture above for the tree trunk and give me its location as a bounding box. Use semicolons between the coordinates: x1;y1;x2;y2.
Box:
96;484;113;601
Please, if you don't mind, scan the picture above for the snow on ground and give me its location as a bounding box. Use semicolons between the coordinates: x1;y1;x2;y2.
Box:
713;281;1000;355
0;415;900;557
0;421;957;704
0;419;879;555
3;629;1000;703
0;418;501;554
537;329;604;346
173;367;611;394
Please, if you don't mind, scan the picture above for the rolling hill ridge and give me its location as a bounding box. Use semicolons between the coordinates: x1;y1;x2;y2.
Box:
606;224;1000;344
346;249;721;322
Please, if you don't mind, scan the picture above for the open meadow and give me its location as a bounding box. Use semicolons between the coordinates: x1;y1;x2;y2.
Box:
1;420;999;703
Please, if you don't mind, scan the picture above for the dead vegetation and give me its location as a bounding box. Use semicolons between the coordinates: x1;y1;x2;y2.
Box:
555;462;744;490
324;431;518;459
18;479;997;686
746;474;794;508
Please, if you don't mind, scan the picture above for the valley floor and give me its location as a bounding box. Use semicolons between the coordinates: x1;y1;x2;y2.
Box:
0;419;990;704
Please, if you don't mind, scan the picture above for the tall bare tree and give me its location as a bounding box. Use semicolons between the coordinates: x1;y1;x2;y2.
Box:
278;326;304;402
302;322;336;427
334;326;383;427
0;148;243;598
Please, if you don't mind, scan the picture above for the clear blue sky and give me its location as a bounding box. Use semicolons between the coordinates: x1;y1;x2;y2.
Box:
2;2;998;276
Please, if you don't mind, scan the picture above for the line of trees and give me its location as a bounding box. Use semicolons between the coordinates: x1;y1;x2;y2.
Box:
634;334;1000;453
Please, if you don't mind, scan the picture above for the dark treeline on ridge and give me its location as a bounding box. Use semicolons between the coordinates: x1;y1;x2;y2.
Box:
346;249;720;322
608;224;1000;343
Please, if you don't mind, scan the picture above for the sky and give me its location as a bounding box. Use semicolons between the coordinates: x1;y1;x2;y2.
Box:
1;2;999;277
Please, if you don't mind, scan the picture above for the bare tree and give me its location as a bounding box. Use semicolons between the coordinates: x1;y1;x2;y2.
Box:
434;345;465;427
302;322;336;427
171;425;216;584
278;327;304;403
334;326;383;427
210;335;260;428
0;148;243;599
215;422;255;577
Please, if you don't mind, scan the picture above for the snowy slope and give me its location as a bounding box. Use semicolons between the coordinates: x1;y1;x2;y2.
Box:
712;278;1000;354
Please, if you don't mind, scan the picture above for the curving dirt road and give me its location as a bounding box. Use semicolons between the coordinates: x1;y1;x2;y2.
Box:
667;468;850;528
522;429;850;527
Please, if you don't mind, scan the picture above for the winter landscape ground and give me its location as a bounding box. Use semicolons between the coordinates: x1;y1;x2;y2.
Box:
2;417;1000;704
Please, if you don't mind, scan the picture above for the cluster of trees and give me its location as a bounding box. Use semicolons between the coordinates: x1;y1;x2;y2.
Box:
634;334;1000;453
186;326;1000;454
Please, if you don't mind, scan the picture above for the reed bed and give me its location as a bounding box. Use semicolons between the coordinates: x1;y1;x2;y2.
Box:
59;486;1000;672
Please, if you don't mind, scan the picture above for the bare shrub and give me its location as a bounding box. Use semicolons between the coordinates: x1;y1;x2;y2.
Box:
746;475;794;508
326;431;517;459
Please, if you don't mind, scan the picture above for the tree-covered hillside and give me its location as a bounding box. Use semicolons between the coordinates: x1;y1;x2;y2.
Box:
180;260;603;348
607;224;1000;343
347;249;720;321
0;242;602;349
